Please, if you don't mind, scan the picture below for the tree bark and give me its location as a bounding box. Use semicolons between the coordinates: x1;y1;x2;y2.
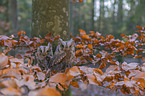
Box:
32;0;71;96
32;0;70;41
98;0;104;33
9;0;18;36
91;0;95;31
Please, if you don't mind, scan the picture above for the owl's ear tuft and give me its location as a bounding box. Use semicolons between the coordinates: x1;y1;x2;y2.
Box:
59;38;63;42
47;42;52;46
70;38;75;44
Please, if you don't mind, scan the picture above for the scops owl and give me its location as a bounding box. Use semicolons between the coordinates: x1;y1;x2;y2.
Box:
37;43;53;71
49;38;75;72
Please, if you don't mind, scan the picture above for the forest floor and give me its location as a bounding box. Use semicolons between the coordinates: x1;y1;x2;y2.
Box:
71;84;133;96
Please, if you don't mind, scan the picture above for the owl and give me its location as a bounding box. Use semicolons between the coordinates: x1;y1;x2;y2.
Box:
48;38;75;72
37;42;53;71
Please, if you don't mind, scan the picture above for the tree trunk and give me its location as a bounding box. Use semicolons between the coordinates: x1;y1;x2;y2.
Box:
32;0;70;41
98;0;105;34
32;0;71;96
117;0;123;22
9;0;18;36
91;0;95;31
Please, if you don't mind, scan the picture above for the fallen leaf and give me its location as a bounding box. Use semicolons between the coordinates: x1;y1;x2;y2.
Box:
70;81;79;88
0;53;8;69
49;73;67;83
37;87;61;96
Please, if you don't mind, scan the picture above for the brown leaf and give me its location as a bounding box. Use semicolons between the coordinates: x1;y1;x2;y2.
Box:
79;0;83;3
49;73;67;83
121;62;138;71
0;79;17;88
37;87;61;96
67;66;81;77
87;44;93;49
79;29;86;35
1;87;21;96
136;25;144;30
70;81;79;88
15;54;22;59
2;68;21;79
16;75;36;90
94;69;103;75
0;53;8;69
142;56;145;63
11;40;18;46
86;74;102;86
96;53;102;58
54;35;60;41
37;72;45;81
99;59;107;69
75;50;83;57
17;31;26;37
82;35;90;40
76;44;84;49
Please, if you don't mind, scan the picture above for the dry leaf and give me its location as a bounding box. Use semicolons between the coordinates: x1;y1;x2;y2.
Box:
37;72;45;81
37;87;61;96
0;53;8;69
49;73;67;83
70;81;79;88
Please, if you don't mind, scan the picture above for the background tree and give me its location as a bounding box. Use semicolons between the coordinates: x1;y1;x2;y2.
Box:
9;0;18;36
31;0;70;41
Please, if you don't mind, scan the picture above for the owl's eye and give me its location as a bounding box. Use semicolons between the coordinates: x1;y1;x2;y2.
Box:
61;44;64;48
46;49;50;53
39;49;42;53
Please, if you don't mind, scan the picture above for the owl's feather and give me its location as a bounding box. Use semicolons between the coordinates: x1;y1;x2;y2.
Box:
37;43;53;71
49;39;75;72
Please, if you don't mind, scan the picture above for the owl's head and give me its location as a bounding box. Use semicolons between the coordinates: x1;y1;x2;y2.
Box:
37;43;53;58
58;38;75;52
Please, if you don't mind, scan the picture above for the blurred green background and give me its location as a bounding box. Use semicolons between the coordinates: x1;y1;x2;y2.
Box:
0;0;145;39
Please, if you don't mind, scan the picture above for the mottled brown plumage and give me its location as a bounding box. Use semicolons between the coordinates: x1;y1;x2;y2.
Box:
37;43;53;71
49;39;75;72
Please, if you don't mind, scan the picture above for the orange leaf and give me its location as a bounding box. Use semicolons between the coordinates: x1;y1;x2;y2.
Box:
79;29;86;35
70;81;79;88
96;53;102;58
11;40;18;46
54;35;60;41
86;74;102;86
82;35;90;40
93;39;99;44
15;54;22;59
142;56;145;63
49;73;67;83
99;59;107;69
37;87;61;96
94;69;103;75
0;53;8;69
76;44;84;49
79;0;83;3
121;33;125;37
75;50;82;57
1;87;21;96
67;66;81;77
87;44;93;49
45;33;52;41
2;68;21;79
136;25;144;30
17;31;26;37
40;39;44;43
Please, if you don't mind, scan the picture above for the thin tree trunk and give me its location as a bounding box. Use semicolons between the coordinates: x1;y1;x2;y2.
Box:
9;0;18;36
91;0;95;31
98;0;105;33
